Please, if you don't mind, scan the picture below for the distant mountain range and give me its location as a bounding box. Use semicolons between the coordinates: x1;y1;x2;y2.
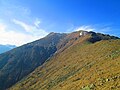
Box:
0;31;119;90
0;45;16;54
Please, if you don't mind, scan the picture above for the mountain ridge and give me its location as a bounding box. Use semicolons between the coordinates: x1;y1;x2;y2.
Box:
10;39;120;90
0;30;119;90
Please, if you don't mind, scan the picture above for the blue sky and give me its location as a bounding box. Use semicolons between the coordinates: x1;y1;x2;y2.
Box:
0;0;120;46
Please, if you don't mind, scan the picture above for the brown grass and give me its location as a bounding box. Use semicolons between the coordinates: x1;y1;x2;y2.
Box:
10;39;120;90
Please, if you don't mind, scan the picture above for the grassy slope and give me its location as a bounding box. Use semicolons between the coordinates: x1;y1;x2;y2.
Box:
10;39;120;90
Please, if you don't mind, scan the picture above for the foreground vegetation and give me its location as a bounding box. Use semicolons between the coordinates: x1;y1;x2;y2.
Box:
10;39;120;90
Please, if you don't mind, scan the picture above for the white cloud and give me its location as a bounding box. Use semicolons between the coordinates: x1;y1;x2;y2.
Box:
0;22;48;46
0;23;6;31
73;25;113;35
34;18;41;28
13;19;32;32
12;19;48;36
0;1;49;46
74;25;95;31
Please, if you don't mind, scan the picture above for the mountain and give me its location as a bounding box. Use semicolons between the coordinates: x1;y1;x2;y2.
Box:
0;31;119;90
0;45;16;54
9;34;120;90
0;32;66;90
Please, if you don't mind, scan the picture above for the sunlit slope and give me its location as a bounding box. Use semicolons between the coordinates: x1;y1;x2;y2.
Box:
10;39;120;90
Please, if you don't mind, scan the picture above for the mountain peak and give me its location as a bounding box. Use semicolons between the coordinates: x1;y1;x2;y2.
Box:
0;31;119;90
48;32;55;35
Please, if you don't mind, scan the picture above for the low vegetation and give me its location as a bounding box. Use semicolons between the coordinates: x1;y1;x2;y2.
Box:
10;39;120;90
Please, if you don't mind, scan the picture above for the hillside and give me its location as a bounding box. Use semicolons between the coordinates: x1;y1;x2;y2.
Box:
0;32;66;90
0;45;16;54
0;31;119;90
9;33;120;90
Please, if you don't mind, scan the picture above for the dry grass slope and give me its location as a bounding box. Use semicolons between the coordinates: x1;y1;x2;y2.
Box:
10;39;120;90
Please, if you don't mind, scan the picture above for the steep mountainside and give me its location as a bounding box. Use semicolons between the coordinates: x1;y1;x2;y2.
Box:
0;31;119;90
10;40;120;90
0;45;16;54
9;32;120;90
0;32;66;90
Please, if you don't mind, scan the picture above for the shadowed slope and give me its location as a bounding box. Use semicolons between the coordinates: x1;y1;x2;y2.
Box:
0;33;66;90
